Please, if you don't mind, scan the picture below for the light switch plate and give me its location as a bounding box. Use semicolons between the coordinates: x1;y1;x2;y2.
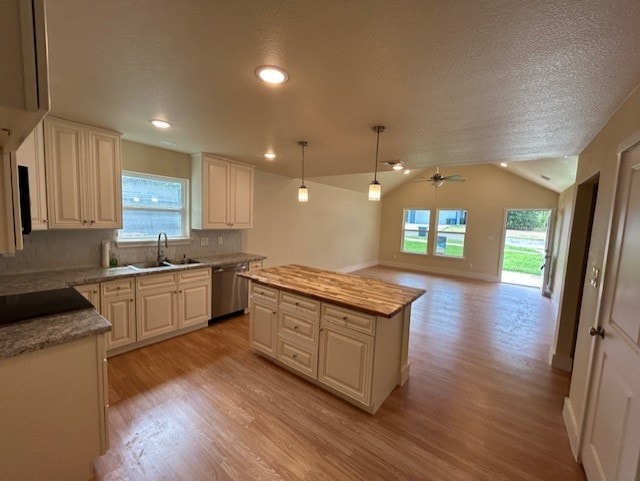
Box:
217;236;223;246
200;237;209;247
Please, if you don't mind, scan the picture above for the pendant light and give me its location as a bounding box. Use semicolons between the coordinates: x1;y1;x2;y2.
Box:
369;125;385;201
297;141;309;202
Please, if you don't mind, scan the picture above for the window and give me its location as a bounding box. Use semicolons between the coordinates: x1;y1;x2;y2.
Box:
435;209;467;258
118;171;188;240
401;209;431;254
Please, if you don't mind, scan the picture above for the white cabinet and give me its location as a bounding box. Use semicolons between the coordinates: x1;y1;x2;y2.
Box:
100;278;136;350
136;268;212;341
318;320;373;405
15;121;47;230
44;117;122;229
74;282;100;309
191;153;254;229
0;0;49;153
0;335;108;481
249;282;278;357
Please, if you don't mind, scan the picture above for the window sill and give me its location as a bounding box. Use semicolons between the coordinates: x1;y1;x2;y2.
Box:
116;237;193;248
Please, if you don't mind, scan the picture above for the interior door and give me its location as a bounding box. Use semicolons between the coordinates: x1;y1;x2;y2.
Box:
581;144;640;481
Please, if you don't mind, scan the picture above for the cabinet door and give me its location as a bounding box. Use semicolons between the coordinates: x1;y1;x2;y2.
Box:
229;162;253;228
15;122;47;230
137;286;177;341
101;295;136;350
87;129;122;228
44;118;86;228
318;322;373;405
249;299;277;358
74;283;100;309
203;156;229;228
179;280;211;328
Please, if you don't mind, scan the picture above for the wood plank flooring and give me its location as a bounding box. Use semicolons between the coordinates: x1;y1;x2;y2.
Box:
94;266;586;481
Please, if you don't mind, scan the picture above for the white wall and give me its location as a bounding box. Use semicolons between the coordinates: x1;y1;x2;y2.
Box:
243;170;381;271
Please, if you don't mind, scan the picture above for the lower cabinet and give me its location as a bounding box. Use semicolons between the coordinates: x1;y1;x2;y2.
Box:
248;281;404;414
249;298;278;357
75;267;212;356
100;278;136;350
318;321;373;405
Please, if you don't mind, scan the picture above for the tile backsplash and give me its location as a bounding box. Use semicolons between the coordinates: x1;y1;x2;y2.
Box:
0;229;243;275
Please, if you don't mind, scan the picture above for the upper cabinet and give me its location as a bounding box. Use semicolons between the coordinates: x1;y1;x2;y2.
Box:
0;0;49;153
15;121;47;230
191;153;254;229
44;117;123;229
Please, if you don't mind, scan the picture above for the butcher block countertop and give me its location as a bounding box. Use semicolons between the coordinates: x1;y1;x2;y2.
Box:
240;264;425;318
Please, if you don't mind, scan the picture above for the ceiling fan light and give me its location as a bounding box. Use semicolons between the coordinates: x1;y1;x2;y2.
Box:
298;185;309;203
368;181;381;201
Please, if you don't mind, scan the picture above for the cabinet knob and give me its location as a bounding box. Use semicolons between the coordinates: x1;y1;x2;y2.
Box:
293;325;298;330
82;220;87;225
292;353;297;359
90;220;95;225
116;286;121;290
342;316;348;321
130;298;134;302
272;311;277;315
295;302;300;306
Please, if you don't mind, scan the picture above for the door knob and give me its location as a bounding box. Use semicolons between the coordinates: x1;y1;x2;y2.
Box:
589;326;605;339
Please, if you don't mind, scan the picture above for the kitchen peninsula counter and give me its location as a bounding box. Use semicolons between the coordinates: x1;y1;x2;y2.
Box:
241;264;425;413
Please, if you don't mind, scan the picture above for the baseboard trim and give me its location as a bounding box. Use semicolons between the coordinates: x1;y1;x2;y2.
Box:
552;353;573;372
378;260;500;283
336;260;379;273
563;397;581;462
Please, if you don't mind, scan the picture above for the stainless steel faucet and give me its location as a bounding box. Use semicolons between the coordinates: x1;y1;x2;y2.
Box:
157;232;168;265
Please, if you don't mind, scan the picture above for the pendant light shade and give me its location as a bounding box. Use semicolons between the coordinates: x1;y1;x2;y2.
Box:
297;141;309;203
369;125;385;201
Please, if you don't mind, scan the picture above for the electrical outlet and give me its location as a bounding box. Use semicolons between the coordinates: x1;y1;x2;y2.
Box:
200;237;209;247
469;263;473;269
217;236;223;246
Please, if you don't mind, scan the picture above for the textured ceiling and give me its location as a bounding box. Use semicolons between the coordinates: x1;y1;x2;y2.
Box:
45;0;640;183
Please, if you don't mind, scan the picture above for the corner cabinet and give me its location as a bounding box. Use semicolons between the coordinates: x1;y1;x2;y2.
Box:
191;153;254;229
44;117;122;229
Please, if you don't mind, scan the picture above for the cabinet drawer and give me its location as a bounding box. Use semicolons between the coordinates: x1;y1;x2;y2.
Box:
321;303;375;335
250;282;278;304
276;336;318;379
278;309;318;345
178;267;211;284
137;272;176;291
279;291;320;319
101;278;134;296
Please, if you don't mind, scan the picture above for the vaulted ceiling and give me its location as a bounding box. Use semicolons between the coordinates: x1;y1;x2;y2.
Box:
45;1;640;188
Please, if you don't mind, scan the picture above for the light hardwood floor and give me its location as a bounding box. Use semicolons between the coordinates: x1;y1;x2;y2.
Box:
94;266;586;481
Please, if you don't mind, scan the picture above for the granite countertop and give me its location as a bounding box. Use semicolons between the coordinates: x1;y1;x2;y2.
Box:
0;252;265;360
0;252;266;296
0;308;111;359
240;264;425;318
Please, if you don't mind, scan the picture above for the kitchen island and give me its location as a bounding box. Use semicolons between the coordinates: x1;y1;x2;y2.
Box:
240;264;425;413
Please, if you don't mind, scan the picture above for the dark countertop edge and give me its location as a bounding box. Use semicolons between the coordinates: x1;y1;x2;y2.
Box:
245;277;425;318
0;252;267;296
0;308;111;360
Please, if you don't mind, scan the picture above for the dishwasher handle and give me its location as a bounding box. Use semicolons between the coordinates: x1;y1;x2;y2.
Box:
213;263;248;273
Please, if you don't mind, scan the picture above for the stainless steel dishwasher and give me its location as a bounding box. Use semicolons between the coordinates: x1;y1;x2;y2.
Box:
211;262;249;319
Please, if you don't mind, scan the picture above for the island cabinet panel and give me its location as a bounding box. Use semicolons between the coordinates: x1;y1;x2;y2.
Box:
277;336;318;378
318;320;373;405
249;299;278;357
278;309;318;345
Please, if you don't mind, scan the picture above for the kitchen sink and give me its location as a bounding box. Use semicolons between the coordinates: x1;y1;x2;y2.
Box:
164;258;201;266
127;261;174;271
127;259;202;271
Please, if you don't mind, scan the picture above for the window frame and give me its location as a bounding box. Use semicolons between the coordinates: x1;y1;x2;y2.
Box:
434;208;467;258
400;208;432;256
117;170;190;244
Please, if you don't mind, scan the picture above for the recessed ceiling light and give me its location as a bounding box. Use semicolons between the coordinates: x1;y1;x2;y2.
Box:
404;170;411;175
500;162;508;167
150;119;171;129
255;65;289;84
160;140;177;147
264;152;276;160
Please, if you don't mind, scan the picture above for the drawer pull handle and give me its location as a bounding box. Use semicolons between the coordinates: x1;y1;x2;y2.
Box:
292;354;297;359
342;316;348;321
295;302;300;306
293;325;298;330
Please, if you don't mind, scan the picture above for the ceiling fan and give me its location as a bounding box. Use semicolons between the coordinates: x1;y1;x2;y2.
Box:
413;167;465;187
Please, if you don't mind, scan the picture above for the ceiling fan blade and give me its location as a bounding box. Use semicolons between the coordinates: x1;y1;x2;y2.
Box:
443;175;465;182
